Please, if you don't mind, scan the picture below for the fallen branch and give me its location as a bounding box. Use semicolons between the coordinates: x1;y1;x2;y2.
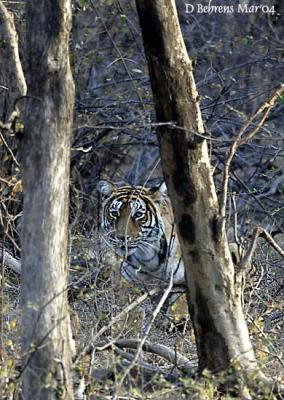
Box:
91;356;179;388
0;245;21;274
97;338;195;375
91;344;185;385
116;273;174;390
74;286;162;365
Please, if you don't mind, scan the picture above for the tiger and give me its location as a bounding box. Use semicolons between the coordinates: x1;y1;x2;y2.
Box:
97;179;185;287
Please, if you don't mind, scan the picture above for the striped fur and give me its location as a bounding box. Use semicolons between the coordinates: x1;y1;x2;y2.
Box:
98;180;185;285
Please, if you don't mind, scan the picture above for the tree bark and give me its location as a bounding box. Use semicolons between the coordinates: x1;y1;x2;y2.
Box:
0;3;26;119
21;1;74;399
135;0;257;375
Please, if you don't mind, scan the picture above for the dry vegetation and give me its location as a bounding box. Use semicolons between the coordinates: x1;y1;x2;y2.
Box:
0;0;284;398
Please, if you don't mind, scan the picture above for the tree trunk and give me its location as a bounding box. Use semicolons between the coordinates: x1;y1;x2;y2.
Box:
21;1;74;399
0;3;26;120
135;0;257;375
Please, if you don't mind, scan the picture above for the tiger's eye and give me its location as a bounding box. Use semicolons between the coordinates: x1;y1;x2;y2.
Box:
134;211;144;218
110;210;119;219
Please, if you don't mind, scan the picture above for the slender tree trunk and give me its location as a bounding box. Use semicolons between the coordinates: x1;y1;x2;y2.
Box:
21;1;74;399
0;1;26;370
135;0;257;375
0;3;26;120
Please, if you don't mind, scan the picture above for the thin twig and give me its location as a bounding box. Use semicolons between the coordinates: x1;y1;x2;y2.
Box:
0;131;20;168
116;273;174;390
232;192;240;245
219;84;284;232
74;287;162;365
89;1;146;112
256;173;284;199
239;227;284;271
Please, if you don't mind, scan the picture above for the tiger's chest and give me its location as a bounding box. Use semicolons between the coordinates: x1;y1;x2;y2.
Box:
118;230;185;285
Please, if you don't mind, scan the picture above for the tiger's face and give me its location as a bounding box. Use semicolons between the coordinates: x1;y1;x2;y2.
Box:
98;180;166;257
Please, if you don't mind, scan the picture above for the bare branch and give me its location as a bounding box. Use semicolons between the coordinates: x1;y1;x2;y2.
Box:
0;246;21;274
74;286;162;365
256;172;284;199
113;339;194;374
117;273;174;389
239;227;284;271
93;338;195;377
220;84;284;226
0;130;20;167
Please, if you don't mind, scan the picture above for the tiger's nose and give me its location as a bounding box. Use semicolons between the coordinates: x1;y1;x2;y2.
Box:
116;234;132;242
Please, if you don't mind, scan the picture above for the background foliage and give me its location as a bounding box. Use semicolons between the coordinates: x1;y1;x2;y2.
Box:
0;0;283;398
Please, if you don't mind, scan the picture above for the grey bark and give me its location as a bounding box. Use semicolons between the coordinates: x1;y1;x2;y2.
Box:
135;0;257;375
0;3;26;120
21;1;74;399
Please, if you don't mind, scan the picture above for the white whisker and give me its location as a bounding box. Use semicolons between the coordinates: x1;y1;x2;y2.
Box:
138;241;161;251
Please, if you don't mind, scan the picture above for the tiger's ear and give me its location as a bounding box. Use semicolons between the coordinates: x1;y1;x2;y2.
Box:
97;180;116;197
149;182;167;201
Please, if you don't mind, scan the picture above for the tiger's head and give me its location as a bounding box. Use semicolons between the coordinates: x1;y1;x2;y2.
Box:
98;180;167;257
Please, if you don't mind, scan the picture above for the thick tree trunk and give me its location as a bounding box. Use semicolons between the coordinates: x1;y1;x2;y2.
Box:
135;0;257;374
21;1;74;399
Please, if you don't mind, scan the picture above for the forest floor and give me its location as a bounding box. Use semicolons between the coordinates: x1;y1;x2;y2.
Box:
70;234;284;398
2;229;284;399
